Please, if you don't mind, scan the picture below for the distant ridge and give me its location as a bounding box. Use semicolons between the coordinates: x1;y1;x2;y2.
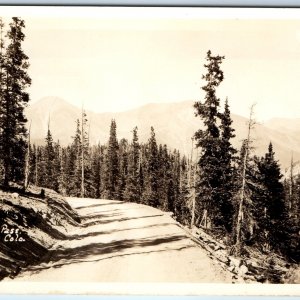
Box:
25;97;300;170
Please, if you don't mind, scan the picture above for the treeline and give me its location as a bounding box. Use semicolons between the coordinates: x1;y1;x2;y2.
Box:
25;103;299;262
25;119;192;226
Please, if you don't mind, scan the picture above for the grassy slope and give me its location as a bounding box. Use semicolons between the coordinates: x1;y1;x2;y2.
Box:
0;186;80;280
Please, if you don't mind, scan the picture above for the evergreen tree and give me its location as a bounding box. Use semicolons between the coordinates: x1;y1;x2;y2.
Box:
138;144;145;200
194;50;225;229
167;149;178;213
142;127;159;207
257;143;288;251
118;138;128;200
58;147;68;196
90;144;102;199
157;144;169;210
35;145;43;187
284;174;300;262
42;127;56;190
0;18;31;186
293;174;300;223
104;119;119;199
219;98;237;232
124;127;140;202
175;155;191;225
286;155;298;221
52;141;61;192
68;120;82;196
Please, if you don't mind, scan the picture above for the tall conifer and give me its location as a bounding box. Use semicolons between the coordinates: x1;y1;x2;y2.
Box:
124;127;140;202
219;99;237;232
194;50;225;229
142;127;159;207
104;119;119;199
257;143;288;251
0;18;31;186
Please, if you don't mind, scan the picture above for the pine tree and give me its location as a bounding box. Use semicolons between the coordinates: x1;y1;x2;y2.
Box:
124;127;140;202
157;144;169;210
142;127;159;207
194;50;225;229
168;149;180;214
58;147;68;196
219;98;237;232
292;174;300;223
104;119;119;199
0;18;31;186
43;127;56;190
52;141;61;192
118;138;129;200
284;173;300;262
175;155;191;225
35;145;43;187
66;120;81;196
257;143;288;251
90;144;102;199
138;145;145;200
286;155;298;220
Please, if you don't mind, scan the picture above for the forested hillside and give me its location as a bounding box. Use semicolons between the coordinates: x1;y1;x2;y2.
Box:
25;97;300;170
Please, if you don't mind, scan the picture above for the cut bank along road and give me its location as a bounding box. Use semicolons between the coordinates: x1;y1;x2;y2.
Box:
12;198;234;283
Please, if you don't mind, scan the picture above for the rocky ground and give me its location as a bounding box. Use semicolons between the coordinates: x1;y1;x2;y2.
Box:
0;190;299;293
0;186;80;279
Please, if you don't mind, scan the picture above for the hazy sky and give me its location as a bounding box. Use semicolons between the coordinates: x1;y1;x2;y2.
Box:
2;7;300;121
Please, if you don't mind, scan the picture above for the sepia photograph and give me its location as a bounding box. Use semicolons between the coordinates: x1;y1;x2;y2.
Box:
0;6;299;295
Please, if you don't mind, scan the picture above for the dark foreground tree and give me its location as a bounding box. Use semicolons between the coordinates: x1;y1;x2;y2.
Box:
219;98;237;232
258;143;299;261
142;127;159;207
194;50;233;231
104;119;119;199
124;127;140;202
0;18;31;186
257;143;289;252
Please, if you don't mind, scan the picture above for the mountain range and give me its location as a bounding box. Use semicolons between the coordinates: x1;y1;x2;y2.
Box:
25;97;300;172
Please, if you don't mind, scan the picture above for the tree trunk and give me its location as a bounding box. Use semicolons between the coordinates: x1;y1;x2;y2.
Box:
190;138;196;228
235;104;255;254
35;146;38;186
81;107;85;198
24;121;31;190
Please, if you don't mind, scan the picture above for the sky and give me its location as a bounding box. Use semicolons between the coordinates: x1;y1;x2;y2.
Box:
2;7;300;121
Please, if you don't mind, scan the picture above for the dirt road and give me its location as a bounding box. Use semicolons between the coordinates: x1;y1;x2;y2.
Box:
11;198;234;283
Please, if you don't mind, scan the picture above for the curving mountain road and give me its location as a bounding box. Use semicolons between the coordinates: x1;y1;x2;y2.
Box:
11;198;234;283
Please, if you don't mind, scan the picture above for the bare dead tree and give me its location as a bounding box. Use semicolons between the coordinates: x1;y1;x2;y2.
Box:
23;120;31;190
81;105;85;198
234;103;256;254
189;137;196;228
35;144;38;186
